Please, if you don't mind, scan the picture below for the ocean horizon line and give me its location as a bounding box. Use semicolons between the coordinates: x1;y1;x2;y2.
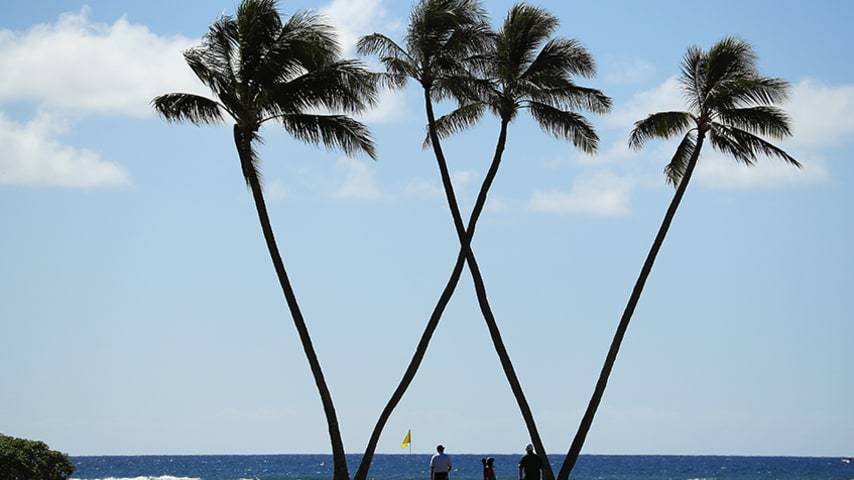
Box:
70;452;849;458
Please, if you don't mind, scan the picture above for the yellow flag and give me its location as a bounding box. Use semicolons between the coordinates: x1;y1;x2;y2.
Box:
401;430;411;449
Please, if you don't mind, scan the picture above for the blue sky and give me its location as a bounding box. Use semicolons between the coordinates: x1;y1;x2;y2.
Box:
2;0;852;459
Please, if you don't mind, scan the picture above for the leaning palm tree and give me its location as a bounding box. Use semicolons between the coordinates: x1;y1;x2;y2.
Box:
429;5;610;478
357;2;610;479
151;2;377;479
353;2;494;478
556;37;800;480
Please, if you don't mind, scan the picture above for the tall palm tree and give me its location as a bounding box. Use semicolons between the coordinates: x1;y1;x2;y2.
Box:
151;2;377;479
429;5;610;478
353;3;493;478
556;37;800;480
356;2;609;479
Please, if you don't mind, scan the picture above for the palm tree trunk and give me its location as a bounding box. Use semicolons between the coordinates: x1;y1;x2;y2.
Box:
463;119;554;480
353;247;468;480
556;134;706;480
425;98;551;478
356;96;549;480
353;92;472;480
233;126;350;480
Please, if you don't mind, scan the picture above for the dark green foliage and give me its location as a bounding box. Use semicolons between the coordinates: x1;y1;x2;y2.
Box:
0;435;75;480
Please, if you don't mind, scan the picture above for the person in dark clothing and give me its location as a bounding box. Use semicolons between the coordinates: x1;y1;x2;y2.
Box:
482;457;496;480
518;444;543;480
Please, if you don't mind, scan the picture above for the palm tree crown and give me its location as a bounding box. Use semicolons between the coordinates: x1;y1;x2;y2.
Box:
153;0;378;179
433;4;611;153
358;0;492;98
629;36;800;182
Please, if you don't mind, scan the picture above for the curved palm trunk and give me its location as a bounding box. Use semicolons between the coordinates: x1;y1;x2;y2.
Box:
355;95;551;480
459;118;553;480
353;92;471;480
234;126;350;480
556;134;706;480
353;248;467;480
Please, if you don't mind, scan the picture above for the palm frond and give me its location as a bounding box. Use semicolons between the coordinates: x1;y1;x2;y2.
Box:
663;132;697;186
716;105;792;139
524;38;596;83
267;59;378;117
709;124;802;168
724;76;791;107
679;45;707;111
497;3;558;75
281;114;376;159
528;102;599;154
423;102;486;148
704;37;757;90
236;0;283;81
629;111;694;150
151;93;225;125
529;82;612;115
276;10;340;72
183;27;238;99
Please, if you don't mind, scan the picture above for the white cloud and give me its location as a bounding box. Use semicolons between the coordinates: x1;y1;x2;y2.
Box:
0;7;201;116
321;0;388;56
785;78;854;148
0;7;202;188
0;112;129;187
528;171;632;216
604;57;656;85
606;75;683;129
264;181;289;201
360;88;412;124
405;179;443;199
695;152;828;190
333;156;381;199
451;169;479;190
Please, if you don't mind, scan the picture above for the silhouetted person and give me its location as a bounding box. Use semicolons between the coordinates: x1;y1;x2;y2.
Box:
518;444;542;480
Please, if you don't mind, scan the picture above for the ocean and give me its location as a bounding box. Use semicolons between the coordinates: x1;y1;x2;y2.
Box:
70;454;854;480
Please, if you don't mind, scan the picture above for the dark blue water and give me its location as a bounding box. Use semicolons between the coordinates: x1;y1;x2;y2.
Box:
70;454;854;480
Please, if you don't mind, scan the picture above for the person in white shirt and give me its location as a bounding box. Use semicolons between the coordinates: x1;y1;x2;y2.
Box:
430;444;452;480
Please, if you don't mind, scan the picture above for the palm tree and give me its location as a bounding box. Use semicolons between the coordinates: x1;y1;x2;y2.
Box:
356;3;609;479
429;5;610;478
353;3;493;478
556;37;800;480
151;2;377;479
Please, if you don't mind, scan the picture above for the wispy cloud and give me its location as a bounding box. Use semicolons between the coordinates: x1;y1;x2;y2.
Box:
785;78;854;148
603;57;657;85
320;0;389;57
333;157;382;200
605;75;683;130
405;179;443;199
694;152;828;190
528;171;632;216
0;112;130;187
